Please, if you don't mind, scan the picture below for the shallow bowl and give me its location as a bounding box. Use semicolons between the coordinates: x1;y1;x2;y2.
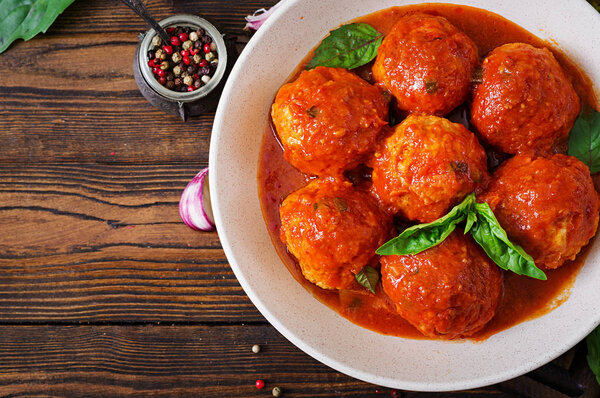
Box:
209;0;600;391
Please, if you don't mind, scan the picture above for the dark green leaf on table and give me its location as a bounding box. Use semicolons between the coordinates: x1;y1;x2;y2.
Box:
376;193;476;256
0;0;76;54
306;23;383;70
355;265;379;294
587;325;600;385
470;202;546;280
568;110;600;173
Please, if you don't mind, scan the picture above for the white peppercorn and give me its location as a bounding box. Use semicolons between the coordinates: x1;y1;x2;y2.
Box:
160;61;169;70
171;52;182;64
205;52;215;62
189;31;199;42
210;42;217;51
182;40;193;51
272;387;282;397
211;59;219;68
252;344;260;354
183;76;193;86
151;35;162;47
193;54;203;64
201;75;211;84
173;65;182;76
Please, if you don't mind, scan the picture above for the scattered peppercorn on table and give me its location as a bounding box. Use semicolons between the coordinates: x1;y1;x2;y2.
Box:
0;0;598;396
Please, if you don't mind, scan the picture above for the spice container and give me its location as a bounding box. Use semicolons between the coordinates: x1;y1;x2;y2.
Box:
134;14;236;121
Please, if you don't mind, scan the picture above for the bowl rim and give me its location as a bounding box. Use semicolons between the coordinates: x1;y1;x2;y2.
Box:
210;0;600;391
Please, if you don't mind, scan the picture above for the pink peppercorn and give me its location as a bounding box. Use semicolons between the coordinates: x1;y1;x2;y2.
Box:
256;380;265;389
170;36;181;46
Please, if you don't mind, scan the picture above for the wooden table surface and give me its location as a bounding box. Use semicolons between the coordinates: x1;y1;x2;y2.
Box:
1;0;599;396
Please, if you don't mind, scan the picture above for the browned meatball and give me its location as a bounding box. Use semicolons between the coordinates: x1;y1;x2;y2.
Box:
279;178;391;290
471;43;580;155
381;232;503;339
369;115;489;222
372;14;478;116
479;154;599;269
271;66;389;176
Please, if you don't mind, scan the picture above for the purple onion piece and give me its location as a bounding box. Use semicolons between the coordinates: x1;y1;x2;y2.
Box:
179;167;215;231
244;1;282;31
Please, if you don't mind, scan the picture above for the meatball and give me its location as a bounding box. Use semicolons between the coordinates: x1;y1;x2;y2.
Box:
369;115;489;222
372;14;478;116
479;154;599;269
471;43;580;155
381;232;503;339
279;178;391;290
271;66;389;176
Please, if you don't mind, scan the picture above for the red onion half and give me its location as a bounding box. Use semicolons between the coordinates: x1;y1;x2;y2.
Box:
179;167;215;231
244;1;282;32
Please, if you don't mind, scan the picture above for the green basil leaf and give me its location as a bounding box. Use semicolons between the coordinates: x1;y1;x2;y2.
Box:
471;202;547;280
355;265;379;294
587;325;600;385
0;0;75;54
568;110;600;174
376;193;476;256
306;23;383;70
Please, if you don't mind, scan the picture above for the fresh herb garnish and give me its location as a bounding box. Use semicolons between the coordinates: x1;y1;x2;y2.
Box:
306;23;383;70
306;106;319;118
587;325;600;385
376;193;546;280
0;0;76;54
355;265;379;294
425;78;438;94
568;110;600;174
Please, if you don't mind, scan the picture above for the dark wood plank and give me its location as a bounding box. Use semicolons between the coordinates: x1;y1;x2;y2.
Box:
0;164;263;323
0;324;515;398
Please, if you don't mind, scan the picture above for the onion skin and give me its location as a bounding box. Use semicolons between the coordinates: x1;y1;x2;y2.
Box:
179;167;215;231
244;2;282;31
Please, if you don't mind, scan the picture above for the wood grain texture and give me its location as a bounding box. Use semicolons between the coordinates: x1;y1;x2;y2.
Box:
0;324;579;398
0;164;264;323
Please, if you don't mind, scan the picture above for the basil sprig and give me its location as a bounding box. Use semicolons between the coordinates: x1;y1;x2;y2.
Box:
587;325;600;385
376;193;547;280
0;0;76;54
568;110;600;174
355;265;379;294
306;23;383;70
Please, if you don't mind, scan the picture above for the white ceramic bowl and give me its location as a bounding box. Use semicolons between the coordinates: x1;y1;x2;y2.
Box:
210;0;600;391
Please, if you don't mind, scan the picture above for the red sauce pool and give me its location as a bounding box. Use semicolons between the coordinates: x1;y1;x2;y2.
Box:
257;4;598;340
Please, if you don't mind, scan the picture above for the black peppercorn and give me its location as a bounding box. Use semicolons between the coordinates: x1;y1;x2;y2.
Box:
200;66;211;76
196;28;205;37
147;50;155;60
194;40;202;50
201;35;210;44
166;80;175;89
166;73;174;81
187;65;196;75
194;79;202;89
174;77;183;87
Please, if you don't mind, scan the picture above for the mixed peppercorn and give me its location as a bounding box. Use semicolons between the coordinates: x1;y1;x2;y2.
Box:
147;25;219;92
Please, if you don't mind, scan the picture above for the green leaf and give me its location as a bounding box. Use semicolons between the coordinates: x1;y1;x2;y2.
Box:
568;110;600;174
470;202;547;280
376;193;476;256
355;265;379;294
0;0;76;54
306;23;383;70
587;325;600;385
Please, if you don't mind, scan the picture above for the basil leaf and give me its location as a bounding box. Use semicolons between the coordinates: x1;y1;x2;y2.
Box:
470;202;547;280
306;23;383;70
568;110;600;174
0;0;75;54
587;325;600;385
355;265;379;294
376;193;476;256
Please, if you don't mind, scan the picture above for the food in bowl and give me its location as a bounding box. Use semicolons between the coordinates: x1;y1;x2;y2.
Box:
258;3;599;340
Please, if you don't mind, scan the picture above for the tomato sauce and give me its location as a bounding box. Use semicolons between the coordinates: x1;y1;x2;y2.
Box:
257;4;598;340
